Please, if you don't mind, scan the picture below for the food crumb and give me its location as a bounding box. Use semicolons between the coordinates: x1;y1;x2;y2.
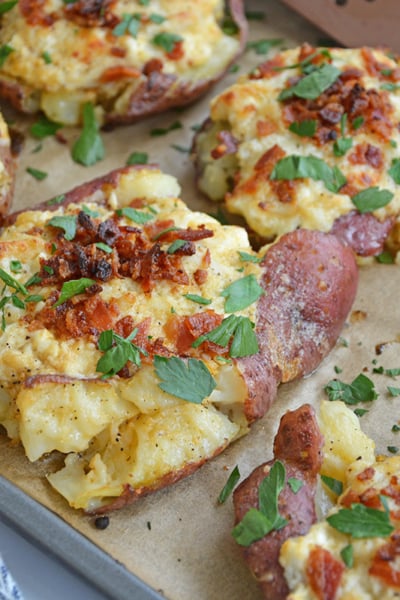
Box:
94;516;110;530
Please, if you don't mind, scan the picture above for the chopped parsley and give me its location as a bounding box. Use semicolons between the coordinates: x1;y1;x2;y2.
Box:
96;329;147;377
333;113;352;157
232;461;288;546
270;155;346;193
30;115;62;139
388;158;400;184
288;119;317;138
218;465;240;504
279;63;340;101
71;102;104;166
150;120;182;137
152;32;183;53
351;187;393;213
46;215;77;241
53;277;96;307
324;373;378;405
321;474;343;496
154;355;216;404
26;167;48;180
0;0;17;14
0;44;13;67
327;502;394;538
115;206;154;224
184;293;212;305
246;38;282;55
192;314;258;358
221;274;264;312
341;544;354;568
126;151;148;165
112;13;141;38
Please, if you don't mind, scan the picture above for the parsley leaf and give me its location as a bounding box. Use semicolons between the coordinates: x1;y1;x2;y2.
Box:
351;187;393;213
388;158;400;184
184;294;212;305
375;250;395;264
115;206;154;224
0;44;13;67
388;386;400;397
270;155;346;193
246;38;282;55
71;102;104;166
288;119;317;137
232;461;288;546
341;544;354;568
46;215;77;241
0;0;18;14
152;32;183;53
126;151;148;165
327;502;394;538
287;477;303;494
321;474;343;496
53;277;95;307
218;465;240;504
154;355;216;404
334;137;353;157
238;251;262;264
192;314;259;358
112;14;141;37
279;63;340;101
150;120;182;137
96;329;146;377
26;166;47;180
30;115;62;139
324;373;378;405
221;274;264;312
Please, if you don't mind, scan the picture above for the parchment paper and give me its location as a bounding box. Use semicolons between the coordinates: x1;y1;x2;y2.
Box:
1;2;400;599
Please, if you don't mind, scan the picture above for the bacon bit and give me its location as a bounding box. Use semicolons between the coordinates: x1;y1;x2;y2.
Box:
110;46;126;58
370;533;400;588
143;58;164;76
211;131;239;159
340;488;361;508
306;546;344;600
361;47;400;81
194;269;208;285
255;144;286;177
166;40;184;61
19;0;55;26
256;119;278;137
165;310;224;355
271;180;296;203
99;66;141;83
381;475;400;504
349;143;384;169
357;466;375;481
249;54;285;80
63;0;119;28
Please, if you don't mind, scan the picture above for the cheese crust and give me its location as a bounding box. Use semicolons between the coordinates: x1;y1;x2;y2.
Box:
193;45;400;250
0;0;245;126
0;166;260;511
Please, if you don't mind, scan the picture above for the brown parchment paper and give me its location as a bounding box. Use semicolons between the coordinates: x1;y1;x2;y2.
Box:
1;2;400;599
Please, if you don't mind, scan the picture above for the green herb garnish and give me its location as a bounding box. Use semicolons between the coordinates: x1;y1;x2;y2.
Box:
221;274;264;312
126;151;149;165
96;242;113;254
184;294;212;305
218;465;240;504
289;119;317;137
96;329;146;377
53;277;95;307
351;187;393;213
150;120;182;136
352;116;364;130
341;544;354;568
388;158;400;184
30;115;62;139
10;260;22;273
238;251;262;264
71;102;104;166
232;461;288;546
152;32;183;53
0;44;13;67
279;63;340;101
270;155;346;193
115;206;154;224
167;239;186;254
388;386;400;397
154;355;216;404
112;13;141;37
287;477;303;494
324;373;378;405
26;167;47;180
192;314;258;358
46;215;77;241
246;38;282;55
0;0;17;14
321;474;343;496
327;502;394;538
375;251;394;264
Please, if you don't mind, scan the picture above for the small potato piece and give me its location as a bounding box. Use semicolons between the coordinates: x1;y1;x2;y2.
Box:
0;0;247;127
319;400;375;486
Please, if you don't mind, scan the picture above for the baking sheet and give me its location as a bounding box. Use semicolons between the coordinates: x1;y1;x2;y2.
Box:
1;2;400;599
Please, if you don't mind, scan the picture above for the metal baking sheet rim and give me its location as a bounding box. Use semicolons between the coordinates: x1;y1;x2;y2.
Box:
0;476;163;600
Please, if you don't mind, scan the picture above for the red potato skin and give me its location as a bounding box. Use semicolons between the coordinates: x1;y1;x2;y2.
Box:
233;404;324;600
0;0;248;129
1;166;357;514
237;228;358;422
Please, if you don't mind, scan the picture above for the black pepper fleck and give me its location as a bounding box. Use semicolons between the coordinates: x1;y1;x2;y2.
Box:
94;515;110;530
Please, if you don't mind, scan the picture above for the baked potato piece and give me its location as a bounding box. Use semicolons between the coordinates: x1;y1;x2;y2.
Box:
192;44;400;257
0;0;247;127
0;165;357;513
0;108;16;216
232;401;378;600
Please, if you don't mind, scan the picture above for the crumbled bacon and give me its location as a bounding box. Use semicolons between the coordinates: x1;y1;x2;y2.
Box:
281;46;395;145
19;0;56;26
349;143;384;169
249;55;285;80
166;40;184;61
63;0;119;28
370;532;400;588
99;66;141;83
306;546;344;600
165;310;224;355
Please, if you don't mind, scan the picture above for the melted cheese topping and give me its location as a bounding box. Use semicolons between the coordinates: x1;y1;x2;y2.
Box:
195;46;400;242
0;167;261;511
0;0;241;124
